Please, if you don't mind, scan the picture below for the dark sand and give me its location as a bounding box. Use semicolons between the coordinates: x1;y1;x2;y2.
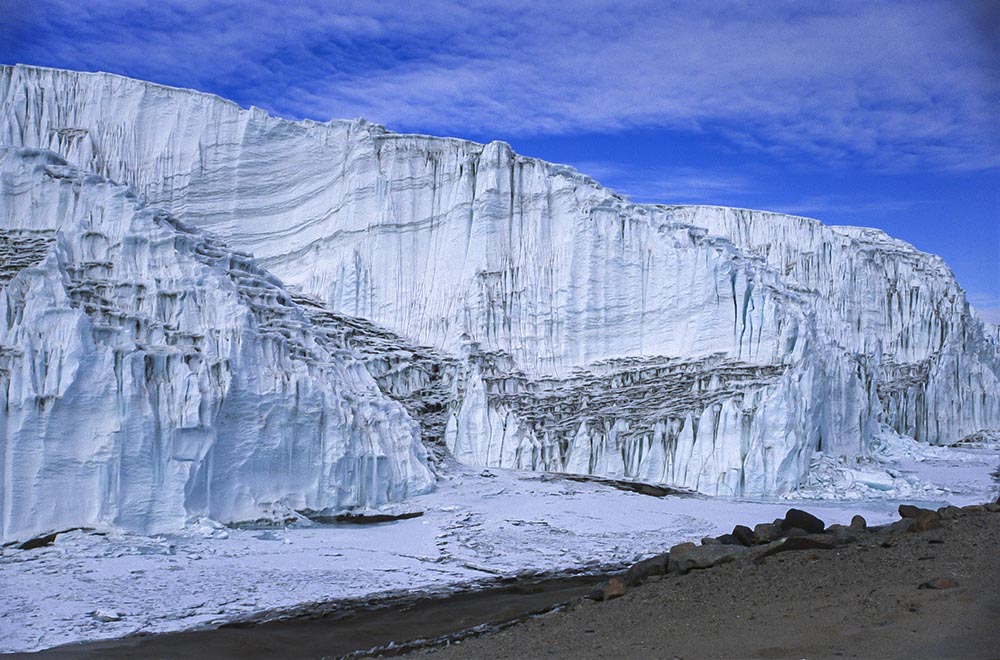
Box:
17;576;600;660
418;509;1000;660
13;509;999;660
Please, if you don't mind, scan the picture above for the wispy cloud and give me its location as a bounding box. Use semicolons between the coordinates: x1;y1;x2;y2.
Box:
3;0;999;174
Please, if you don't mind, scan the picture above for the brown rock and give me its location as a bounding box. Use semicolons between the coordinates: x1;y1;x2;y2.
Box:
668;542;748;574
732;525;757;546
918;577;959;590
754;536;836;560
889;518;914;534
907;510;942;533
781;509;825;534
937;505;963;519
753;522;783;544
783;527;809;538
850;514;867;530
961;504;986;513
624;553;669;586
985;503;1000;513
602;577;627;600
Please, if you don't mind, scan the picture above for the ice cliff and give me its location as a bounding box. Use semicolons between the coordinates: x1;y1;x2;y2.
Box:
0;147;432;541
1;65;997;537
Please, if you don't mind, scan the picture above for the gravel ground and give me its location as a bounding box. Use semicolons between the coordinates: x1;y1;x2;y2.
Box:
415;508;1000;660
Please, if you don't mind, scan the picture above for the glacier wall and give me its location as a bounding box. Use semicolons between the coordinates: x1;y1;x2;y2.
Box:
0;148;433;541
666;206;1000;444
1;64;997;506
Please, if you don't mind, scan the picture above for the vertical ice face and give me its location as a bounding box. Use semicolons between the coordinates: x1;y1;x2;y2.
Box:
666;207;1000;444
1;64;997;505
0;148;433;542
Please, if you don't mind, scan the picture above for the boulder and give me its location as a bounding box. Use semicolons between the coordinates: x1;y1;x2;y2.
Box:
985;503;1000;513
754;536;835;560
781;509;825;534
701;537;721;545
937;506;963;519
602;577;627;600
850;514;867;531
905;509;942;533
624;553;669;586
753;522;783;544
783;527;809;538
715;533;741;546
889;518;914;534
961;504;986;513
824;525;858;546
668;542;748;574
732;525;757;546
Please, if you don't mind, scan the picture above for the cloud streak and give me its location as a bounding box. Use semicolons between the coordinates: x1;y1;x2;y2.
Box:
3;1;999;173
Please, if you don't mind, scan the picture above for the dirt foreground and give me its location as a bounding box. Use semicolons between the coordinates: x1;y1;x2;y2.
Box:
415;507;1000;660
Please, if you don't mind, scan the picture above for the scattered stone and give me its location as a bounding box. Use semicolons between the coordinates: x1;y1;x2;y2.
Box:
824;525;858;546
715;534;741;546
327;511;424;524
624;553;669;586
937;506;963;519
755;536;835;560
850;514;867;531
753;522;783;544
668;542;748;574
19;531;60;551
781;509;825;534
907;510;941;533
732;525;757;546
90;610;123;622
918;577;959;590
602;577;627;600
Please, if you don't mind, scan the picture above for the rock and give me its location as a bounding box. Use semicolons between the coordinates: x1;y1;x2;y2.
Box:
754;536;836;560
19;531;60;551
781;509;825;534
937;506;963;519
668;542;748;574
624;553;669;586
824;525;858;546
701;537;720;545
850;514;867;531
753;522;783;544
602;577;627;600
783;527;809;538
961;504;986;513
985;503;1000;513
889;518;914;534
90;609;123;622
918;577;959;590
906;509;942;533
716;534;741;546
588;583;608;601
732;525;757;546
898;504;929;519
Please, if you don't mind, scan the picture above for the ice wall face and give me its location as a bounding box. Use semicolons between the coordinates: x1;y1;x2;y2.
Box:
0;148;433;541
1;65;996;504
665;207;1000;444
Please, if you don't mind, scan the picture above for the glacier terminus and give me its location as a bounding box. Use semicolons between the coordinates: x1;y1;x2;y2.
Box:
1;64;998;543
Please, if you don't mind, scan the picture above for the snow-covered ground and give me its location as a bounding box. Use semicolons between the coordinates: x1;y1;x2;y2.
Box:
2;439;997;654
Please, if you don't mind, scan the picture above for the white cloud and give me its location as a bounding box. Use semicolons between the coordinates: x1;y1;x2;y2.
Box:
8;0;1000;172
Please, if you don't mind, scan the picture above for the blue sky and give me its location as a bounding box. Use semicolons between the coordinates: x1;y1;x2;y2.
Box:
3;0;998;320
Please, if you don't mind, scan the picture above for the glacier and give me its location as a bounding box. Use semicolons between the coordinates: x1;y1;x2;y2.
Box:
1;64;998;540
0;147;432;541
